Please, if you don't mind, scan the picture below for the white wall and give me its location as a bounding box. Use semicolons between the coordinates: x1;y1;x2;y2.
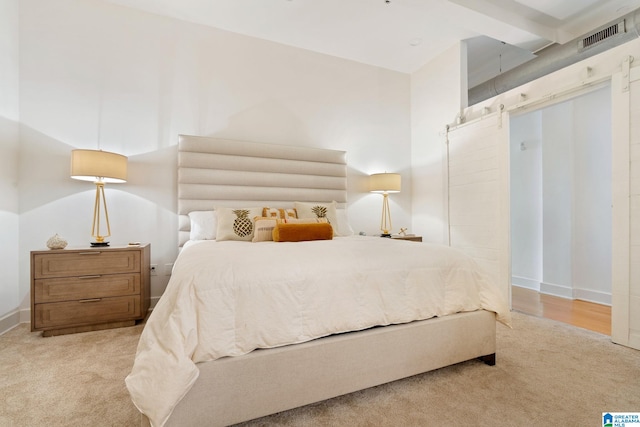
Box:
571;87;612;302
541;101;574;295
510;111;543;290
0;0;20;332
410;43;464;243
8;0;412;317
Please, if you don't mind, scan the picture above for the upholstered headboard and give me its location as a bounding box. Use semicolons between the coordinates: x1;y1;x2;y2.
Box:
178;135;348;247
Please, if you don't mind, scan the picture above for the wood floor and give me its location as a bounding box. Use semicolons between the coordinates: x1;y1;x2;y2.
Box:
511;286;612;335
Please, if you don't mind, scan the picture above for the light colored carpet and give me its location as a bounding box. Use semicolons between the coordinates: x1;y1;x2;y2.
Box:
0;321;143;427
1;312;638;427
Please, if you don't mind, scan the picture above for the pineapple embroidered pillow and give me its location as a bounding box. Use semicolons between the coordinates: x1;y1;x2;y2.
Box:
294;201;340;236
216;207;263;241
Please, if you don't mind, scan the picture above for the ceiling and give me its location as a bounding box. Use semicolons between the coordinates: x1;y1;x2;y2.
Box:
103;0;640;85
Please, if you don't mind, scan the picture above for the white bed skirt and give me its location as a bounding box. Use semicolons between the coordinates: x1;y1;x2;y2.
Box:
142;310;497;427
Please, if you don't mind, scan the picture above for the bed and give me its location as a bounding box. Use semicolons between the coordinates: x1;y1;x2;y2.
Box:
126;135;511;427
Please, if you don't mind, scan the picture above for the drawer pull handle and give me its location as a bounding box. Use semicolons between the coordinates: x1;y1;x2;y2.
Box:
78;275;101;279
78;298;102;303
78;252;101;255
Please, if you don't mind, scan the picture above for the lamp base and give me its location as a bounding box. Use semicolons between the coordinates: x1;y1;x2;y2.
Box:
380;233;391;238
90;241;110;247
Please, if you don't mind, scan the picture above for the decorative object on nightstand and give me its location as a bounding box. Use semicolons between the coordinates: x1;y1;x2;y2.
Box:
46;234;68;250
369;172;401;237
31;243;150;337
70;149;128;247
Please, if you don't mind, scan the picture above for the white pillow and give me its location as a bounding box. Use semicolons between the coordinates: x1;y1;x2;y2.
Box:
294;201;340;236
336;208;354;236
216;207;263;241
188;211;217;241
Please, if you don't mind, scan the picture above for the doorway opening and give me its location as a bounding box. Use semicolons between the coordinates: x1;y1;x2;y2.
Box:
509;84;612;334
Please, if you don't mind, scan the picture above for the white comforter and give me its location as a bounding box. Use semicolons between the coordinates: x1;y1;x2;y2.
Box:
126;237;510;427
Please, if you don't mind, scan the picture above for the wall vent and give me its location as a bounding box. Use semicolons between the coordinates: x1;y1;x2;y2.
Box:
579;20;626;50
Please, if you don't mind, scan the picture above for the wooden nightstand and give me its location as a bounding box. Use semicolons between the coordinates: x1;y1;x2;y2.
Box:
391;235;423;242
31;244;150;337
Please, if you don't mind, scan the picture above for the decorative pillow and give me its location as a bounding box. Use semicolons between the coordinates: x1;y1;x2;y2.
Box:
262;207;297;219
335;208;354;236
253;217;329;242
252;217;278;242
272;222;333;242
294;201;339;236
188;211;217;241
216;207;263;241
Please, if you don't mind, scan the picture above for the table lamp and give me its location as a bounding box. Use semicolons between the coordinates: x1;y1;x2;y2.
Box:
369;172;401;237
70;149;127;246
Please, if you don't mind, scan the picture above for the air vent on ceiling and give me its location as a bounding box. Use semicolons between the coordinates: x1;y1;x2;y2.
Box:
579;20;626;50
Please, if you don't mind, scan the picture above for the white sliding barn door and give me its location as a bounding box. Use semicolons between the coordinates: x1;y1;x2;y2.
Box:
611;59;640;350
446;113;511;304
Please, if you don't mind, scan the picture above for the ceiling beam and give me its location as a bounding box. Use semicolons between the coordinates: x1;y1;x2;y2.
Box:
447;0;563;48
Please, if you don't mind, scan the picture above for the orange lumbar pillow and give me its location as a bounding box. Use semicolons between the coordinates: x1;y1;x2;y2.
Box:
272;222;333;242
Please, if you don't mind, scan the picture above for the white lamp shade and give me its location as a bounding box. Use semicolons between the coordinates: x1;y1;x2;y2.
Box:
369;173;401;193
70;149;128;183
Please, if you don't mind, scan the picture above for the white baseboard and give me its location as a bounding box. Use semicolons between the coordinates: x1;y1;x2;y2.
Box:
511;276;540;291
540;281;573;299
20;307;30;324
527;282;611;306
572;288;611;306
0;309;22;335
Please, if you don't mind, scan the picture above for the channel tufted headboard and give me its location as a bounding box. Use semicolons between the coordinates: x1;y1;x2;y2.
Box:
178;135;348;247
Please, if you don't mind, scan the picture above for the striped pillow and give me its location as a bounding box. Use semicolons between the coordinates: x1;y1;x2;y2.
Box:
252;217;278;242
262;207;297;219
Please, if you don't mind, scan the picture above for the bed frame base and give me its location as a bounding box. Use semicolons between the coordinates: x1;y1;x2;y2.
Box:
478;353;496;366
143;310;496;427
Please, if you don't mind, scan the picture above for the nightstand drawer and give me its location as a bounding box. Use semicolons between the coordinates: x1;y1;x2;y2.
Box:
33;251;141;279
33;295;141;329
34;274;140;303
